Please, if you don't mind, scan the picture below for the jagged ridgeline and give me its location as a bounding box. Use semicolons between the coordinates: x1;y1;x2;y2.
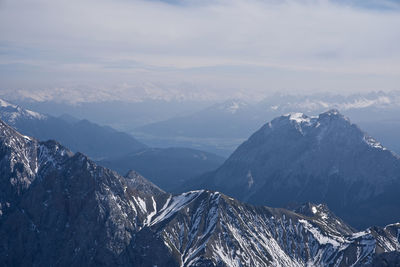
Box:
0;118;399;266
192;110;400;229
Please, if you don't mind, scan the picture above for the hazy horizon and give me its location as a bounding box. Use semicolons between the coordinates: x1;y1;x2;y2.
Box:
1;0;400;101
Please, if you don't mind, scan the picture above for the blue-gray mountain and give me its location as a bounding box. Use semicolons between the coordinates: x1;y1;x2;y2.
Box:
99;147;224;192
0;98;147;160
135;92;400;156
1;118;399;266
190;110;400;230
0;98;224;192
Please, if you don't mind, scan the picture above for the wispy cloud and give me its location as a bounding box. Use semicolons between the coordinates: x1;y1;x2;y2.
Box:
0;0;400;96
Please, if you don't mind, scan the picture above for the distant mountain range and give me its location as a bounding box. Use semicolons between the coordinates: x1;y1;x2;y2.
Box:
137;99;256;139
134;91;400;156
190;110;400;229
0;118;399;266
0;98;224;191
7;91;400;157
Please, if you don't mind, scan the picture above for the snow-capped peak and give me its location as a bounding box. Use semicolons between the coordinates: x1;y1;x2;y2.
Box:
287;112;311;123
0;98;17;108
0;98;46;123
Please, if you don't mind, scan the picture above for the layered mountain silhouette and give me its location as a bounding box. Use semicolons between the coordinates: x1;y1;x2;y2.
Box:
0;98;147;160
99;147;224;192
134;92;400;156
0;98;224;191
191;110;400;229
1;118;399;266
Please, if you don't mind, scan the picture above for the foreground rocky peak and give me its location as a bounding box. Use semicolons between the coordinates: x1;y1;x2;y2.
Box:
0;119;162;265
127;190;400;266
0;118;399;266
0;120;73;216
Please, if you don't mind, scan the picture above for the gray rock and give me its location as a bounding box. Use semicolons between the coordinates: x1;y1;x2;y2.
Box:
0;118;399;266
191;110;400;229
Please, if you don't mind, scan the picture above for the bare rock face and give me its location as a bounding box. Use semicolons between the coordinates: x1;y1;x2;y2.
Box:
192;110;400;229
0;119;166;266
0;118;399;266
0;119;41;216
124;191;400;266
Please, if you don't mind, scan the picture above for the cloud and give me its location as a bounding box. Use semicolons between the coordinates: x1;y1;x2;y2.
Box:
0;0;400;97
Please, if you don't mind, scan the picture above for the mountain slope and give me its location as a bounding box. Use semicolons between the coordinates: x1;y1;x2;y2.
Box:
191;110;400;229
131;191;400;266
0;98;224;190
0;118;170;266
133;99;258;156
136;99;258;139
99;147;225;192
0;118;399;266
0;98;147;160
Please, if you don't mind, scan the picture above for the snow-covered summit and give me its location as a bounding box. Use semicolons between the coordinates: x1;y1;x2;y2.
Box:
283;109;342;125
277;109;387;152
0;98;16;108
0;98;46;124
286;112;312;124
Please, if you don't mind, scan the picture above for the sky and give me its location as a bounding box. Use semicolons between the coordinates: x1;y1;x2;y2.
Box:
1;0;400;101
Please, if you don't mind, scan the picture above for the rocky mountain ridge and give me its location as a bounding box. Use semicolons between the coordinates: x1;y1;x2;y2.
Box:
0;118;399;266
191;110;400;229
